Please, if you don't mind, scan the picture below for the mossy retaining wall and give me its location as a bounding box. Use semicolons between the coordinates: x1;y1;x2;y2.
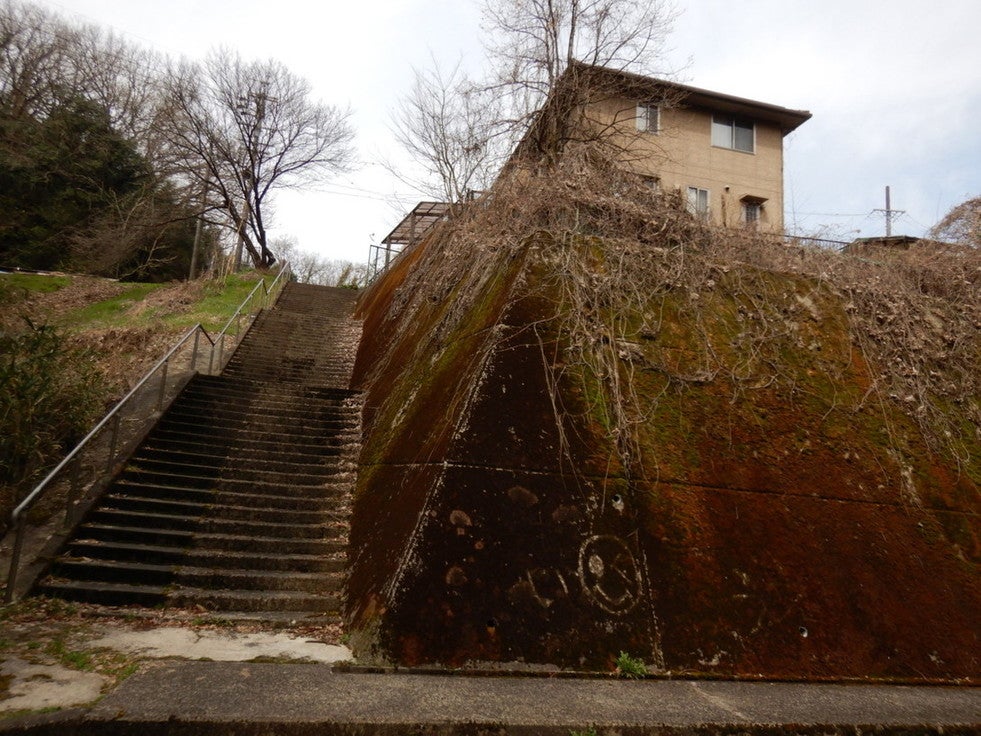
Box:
347;232;978;681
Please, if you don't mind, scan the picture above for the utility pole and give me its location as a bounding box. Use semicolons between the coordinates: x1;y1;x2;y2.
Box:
873;185;905;237
189;173;209;280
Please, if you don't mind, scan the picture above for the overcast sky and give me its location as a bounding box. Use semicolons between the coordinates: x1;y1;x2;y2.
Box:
36;0;981;263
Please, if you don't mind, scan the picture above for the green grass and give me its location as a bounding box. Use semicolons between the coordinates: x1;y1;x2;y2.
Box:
0;270;274;334
45;638;93;671
166;273;269;333
0;273;72;308
69;282;165;328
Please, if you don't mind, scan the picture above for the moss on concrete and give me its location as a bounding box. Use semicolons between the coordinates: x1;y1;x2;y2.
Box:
347;215;979;680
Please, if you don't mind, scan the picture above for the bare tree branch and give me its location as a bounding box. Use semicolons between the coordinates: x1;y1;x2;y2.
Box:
481;0;677;159
387;58;505;209
159;49;355;267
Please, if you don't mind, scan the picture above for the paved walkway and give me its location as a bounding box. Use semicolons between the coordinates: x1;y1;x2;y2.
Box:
8;661;978;735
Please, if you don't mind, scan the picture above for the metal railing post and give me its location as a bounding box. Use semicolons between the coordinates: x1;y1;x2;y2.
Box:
65;453;82;526
157;357;169;411
106;413;121;473
4;519;25;604
191;329;201;372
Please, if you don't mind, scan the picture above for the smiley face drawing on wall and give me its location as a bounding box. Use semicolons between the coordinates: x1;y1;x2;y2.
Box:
578;535;643;615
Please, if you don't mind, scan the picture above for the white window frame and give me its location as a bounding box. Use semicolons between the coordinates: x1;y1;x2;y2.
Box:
686;186;710;220
711;115;755;153
636;102;660;133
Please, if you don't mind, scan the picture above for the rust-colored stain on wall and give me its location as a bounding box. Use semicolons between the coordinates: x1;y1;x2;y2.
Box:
346;229;979;681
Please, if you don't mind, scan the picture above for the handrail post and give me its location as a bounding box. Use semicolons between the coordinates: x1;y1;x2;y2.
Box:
65;453;82;526
106;413;122;473
4;518;25;605
157;357;169;412
191;329;201;372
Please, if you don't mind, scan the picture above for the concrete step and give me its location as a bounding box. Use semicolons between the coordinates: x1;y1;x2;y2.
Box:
123;455;356;486
162;402;358;431
50;558;342;593
111;481;346;510
185;376;358;403
77;522;194;547
125;446;355;477
167;587;341;613
87;508;345;541
50;558;174;587
147;426;354;457
155;414;358;442
75;523;345;555
101;493;339;525
36;580;343;613
36;579;168;607
117;468;352;494
63;539;346;573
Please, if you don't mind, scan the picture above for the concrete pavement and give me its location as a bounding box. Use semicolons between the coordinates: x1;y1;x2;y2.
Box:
3;661;977;734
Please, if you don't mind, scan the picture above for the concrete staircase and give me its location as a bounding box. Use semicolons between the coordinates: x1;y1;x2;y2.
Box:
35;283;362;621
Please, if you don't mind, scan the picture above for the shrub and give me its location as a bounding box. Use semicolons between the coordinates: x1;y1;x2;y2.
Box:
0;320;105;514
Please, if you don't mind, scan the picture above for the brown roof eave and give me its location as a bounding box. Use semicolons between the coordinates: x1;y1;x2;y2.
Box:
571;61;812;135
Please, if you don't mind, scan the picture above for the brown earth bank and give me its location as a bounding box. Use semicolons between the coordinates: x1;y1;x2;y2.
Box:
1;274;213;396
345;187;978;682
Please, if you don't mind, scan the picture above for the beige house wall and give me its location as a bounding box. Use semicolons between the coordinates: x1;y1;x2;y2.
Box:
584;95;787;232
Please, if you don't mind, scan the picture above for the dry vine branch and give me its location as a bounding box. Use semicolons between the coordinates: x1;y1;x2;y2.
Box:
373;144;979;488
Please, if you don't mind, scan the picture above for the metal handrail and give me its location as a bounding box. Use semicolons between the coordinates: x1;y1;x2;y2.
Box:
3;263;291;603
211;261;291;373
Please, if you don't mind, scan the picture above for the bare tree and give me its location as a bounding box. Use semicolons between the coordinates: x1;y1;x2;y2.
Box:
161;49;355;268
388;0;677;200
388;59;504;210
482;0;677;160
272;235;368;288
929;196;980;248
0;2;161;138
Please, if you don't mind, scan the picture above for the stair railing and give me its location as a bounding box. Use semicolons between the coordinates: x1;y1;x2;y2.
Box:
209;261;291;373
3;263;291;604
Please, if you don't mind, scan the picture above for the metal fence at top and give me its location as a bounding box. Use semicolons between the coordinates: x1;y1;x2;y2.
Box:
2;263;291;604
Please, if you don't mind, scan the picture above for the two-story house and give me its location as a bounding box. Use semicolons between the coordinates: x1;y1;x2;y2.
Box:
375;64;811;272
514;62;812;233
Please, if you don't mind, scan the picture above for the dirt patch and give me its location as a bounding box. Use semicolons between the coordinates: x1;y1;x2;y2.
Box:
69;326;187;396
124;280;205;320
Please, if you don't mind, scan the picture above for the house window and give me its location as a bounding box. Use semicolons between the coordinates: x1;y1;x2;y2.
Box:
711;115;755;153
742;201;761;226
636;103;659;133
687;187;710;220
740;195;767;227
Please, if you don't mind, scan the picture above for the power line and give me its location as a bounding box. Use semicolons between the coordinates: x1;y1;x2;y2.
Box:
794;212;868;218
